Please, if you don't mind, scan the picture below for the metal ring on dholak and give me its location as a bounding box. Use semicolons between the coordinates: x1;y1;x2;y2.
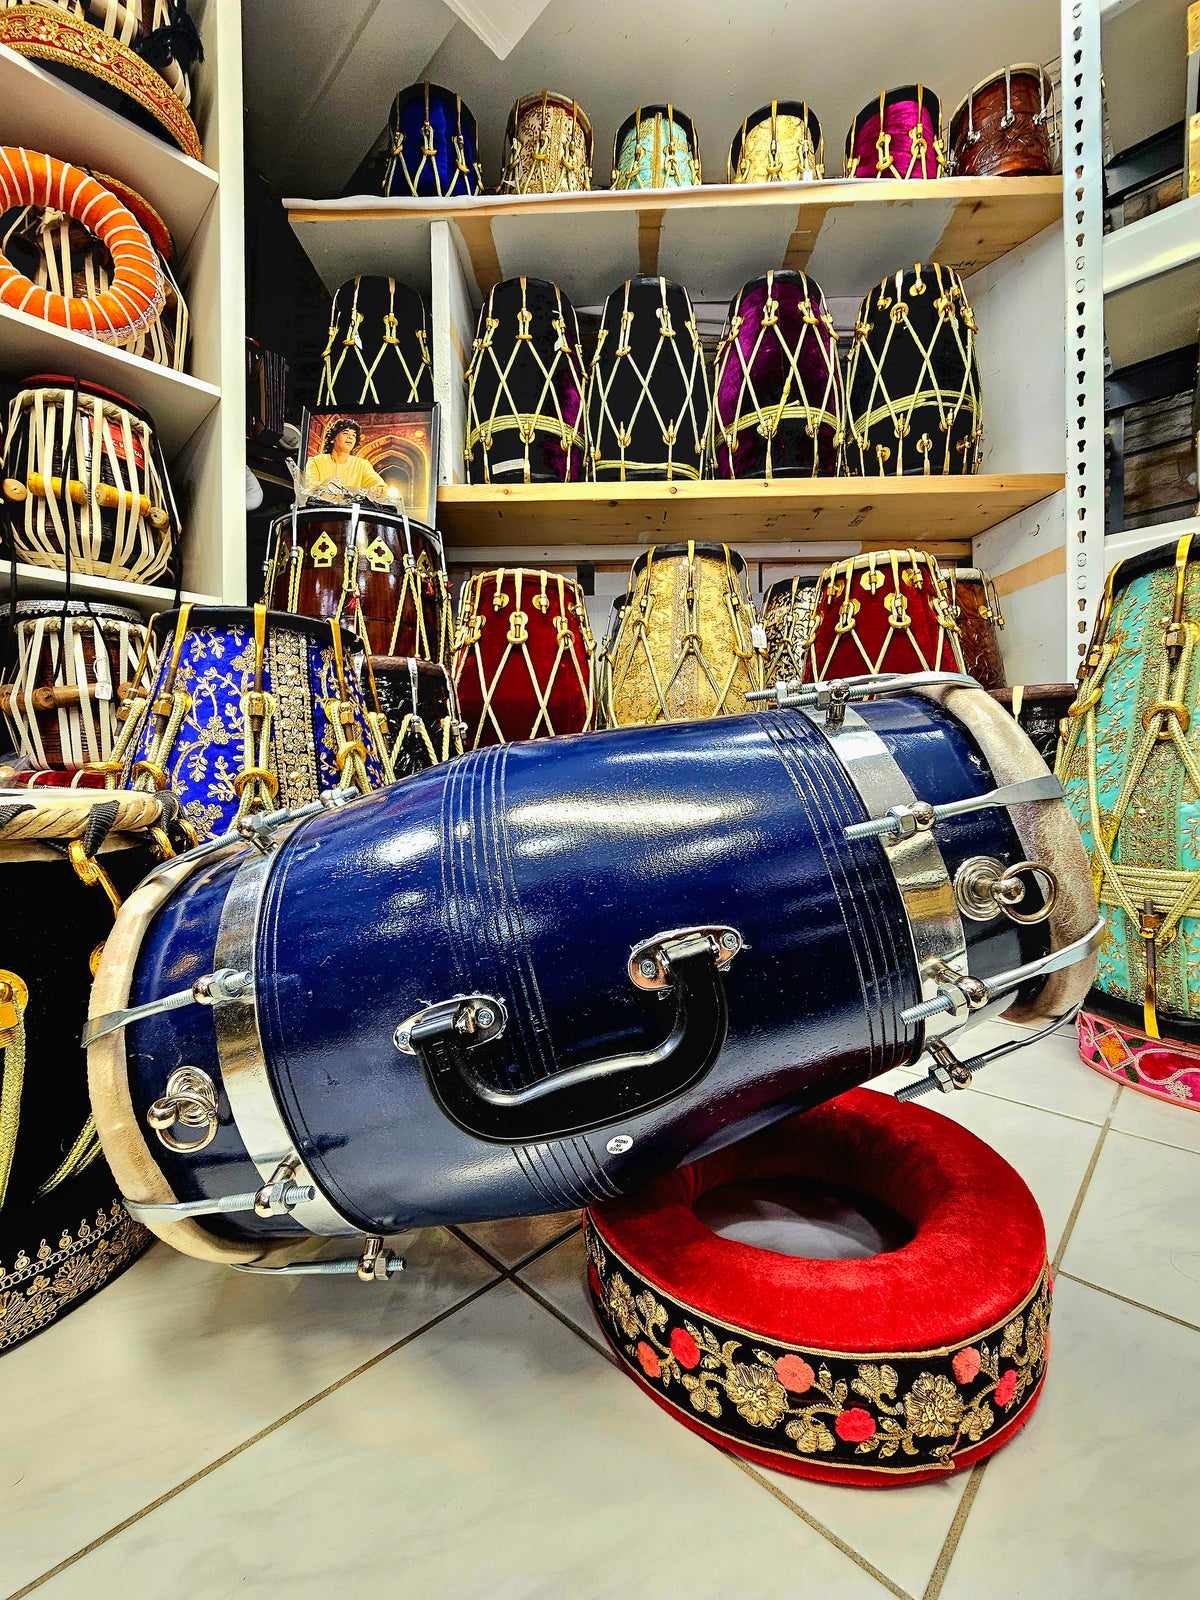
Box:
999;861;1058;924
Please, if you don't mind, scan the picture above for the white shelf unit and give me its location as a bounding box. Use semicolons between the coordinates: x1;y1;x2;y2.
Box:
263;0;1075;678
0;0;245;618
1103;193;1200;369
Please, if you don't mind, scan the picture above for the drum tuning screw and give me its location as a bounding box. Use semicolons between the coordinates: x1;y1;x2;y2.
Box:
639;958;659;978
719;932;740;952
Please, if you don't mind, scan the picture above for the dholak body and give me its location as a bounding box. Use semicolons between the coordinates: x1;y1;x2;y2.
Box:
1;168;190;371
608;542;764;725
316;276;434;409
111;605;386;840
465;277;587;484
264;505;451;664
2;376;181;584
501;90;593;193
90;682;1097;1261
943;567;1006;689
383;80;482;197
729;101;823;182
844;86;946;178
452;568;594;747
988;684;1073;769
0;0;200;111
0;790;183;1350
587;277;710;481
762;576;817;685
369;655;463;779
1060;534;1200;1065
0;599;150;771
710;270;843;479
845;265;982;476
612;105;701;188
806;550;965;681
950;66;1055;178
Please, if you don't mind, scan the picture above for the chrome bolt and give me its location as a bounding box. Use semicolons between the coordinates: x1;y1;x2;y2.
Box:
476;1007;495;1028
393;1026;411;1050
720;931;739;951
639;958;658;978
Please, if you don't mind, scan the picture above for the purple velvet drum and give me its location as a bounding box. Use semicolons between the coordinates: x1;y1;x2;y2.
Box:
710;270;844;479
844;86;945;179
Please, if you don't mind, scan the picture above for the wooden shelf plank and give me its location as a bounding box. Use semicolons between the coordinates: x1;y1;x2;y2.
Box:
0;44;217;255
0;559;219;618
286;176;1062;305
0;304;220;458
434;475;1063;550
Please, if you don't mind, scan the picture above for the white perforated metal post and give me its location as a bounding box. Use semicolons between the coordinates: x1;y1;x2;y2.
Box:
1063;0;1107;665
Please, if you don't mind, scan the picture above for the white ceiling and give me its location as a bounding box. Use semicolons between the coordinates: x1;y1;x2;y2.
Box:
246;0;1063;199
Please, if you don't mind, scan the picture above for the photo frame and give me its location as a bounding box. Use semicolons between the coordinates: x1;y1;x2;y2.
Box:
298;404;439;526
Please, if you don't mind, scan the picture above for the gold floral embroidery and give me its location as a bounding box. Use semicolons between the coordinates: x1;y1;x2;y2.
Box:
1;1199;148;1351
586;1219;1050;1472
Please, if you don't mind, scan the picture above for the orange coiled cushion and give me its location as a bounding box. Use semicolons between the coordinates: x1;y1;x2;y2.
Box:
0;149;164;343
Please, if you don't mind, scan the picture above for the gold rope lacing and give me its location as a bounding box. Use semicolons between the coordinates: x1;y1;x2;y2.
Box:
384;81;481;197
845;263;981;475
501;91;593;194
809;549;964;679
844;86;947;178
317;277;432;408
763;577;817;683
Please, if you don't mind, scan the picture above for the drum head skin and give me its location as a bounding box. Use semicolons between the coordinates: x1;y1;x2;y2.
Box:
586;1087;1050;1486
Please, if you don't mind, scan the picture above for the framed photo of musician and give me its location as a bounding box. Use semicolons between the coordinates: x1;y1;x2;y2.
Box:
299;404;439;525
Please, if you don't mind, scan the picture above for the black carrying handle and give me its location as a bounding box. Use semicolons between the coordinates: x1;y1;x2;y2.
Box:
411;932;731;1145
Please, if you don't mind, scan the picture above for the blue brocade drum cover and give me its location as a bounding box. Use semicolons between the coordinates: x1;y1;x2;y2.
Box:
384;80;482;197
111;606;385;841
89;681;1099;1264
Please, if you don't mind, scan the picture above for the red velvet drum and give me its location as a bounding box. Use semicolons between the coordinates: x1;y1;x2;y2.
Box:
586;1087;1051;1486
452;567;595;746
806;550;965;681
844;86;946;179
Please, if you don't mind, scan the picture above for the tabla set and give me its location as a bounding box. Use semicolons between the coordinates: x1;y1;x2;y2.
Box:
368;72;1057;200
464;265;982;485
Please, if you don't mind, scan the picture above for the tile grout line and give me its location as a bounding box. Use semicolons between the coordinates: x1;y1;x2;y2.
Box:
1051;1101;1115;1272
1056;1269;1200;1334
920;1461;989;1600
4;1275;502;1600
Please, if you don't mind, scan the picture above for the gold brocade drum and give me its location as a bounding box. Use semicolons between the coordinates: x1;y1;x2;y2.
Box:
501;90;593;193
728;101;824;182
761;576;817;684
607;542;765;725
612;105;701;189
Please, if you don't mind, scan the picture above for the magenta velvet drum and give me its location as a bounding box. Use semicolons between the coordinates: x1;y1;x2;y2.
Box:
710;270;844;478
844;85;945;179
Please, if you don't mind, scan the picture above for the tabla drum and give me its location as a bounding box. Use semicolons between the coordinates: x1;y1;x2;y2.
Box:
383;80;482;197
845;265;982;476
2;376;182;585
762;576;817;685
0;599;151;772
1059;533;1200;1107
806;550;965;681
844;86;946;179
950;65;1056;178
942;566;1006;689
988;684;1073;770
612;105;701;189
86;675;1098;1266
587;277;710;482
452;568;594;747
264;505;451;664
316;276;434;409
109;604;386;840
465;277;587;484
501;90;593;193
1;167;190;372
0;789;191;1351
368;656;462;780
710;270;843;479
729;100;823;182
608;542;764;725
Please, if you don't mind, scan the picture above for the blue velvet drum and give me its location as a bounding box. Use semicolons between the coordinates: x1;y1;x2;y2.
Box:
112;606;386;841
95;683;1097;1262
384;80;482;197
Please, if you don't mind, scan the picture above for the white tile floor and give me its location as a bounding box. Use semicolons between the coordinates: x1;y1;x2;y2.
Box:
4;1022;1199;1600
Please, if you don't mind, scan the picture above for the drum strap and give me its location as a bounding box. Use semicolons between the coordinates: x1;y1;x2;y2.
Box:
323;621;374;795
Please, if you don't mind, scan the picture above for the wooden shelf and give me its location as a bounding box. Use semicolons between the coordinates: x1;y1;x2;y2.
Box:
0;304;220;457
434;474;1064;554
286;175;1063;306
0;44;217;255
0;559;220;618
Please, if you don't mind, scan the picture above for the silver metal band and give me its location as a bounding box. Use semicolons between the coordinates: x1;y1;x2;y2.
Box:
802;703;969;1042
213;834;362;1239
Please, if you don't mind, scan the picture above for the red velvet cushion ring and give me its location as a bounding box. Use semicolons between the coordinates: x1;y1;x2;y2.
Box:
585;1087;1050;1487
